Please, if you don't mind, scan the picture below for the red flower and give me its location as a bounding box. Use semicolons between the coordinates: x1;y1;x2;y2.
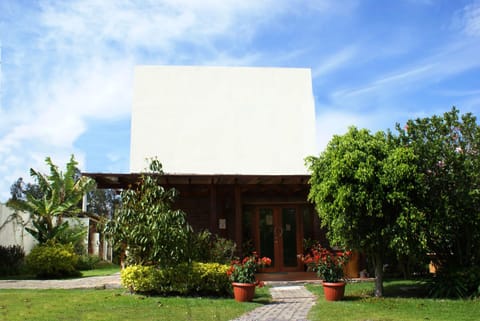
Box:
298;243;351;282
261;257;272;266
227;252;272;285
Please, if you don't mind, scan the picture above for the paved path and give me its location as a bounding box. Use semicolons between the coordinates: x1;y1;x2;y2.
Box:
231;283;316;321
0;273;121;289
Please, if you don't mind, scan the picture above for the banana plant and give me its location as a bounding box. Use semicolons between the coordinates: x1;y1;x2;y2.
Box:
7;155;95;243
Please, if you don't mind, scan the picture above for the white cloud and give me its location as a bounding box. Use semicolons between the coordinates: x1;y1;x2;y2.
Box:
332;64;435;99
312;46;357;79
462;0;480;36
314;110;388;153
0;0;296;202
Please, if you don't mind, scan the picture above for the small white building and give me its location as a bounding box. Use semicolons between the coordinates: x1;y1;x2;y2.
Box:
88;66;324;273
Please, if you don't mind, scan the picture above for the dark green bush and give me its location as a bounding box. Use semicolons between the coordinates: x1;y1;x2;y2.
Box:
0;245;25;276
428;266;480;298
189;230;236;264
121;262;231;296
55;223;87;255
26;242;80;278
76;255;101;270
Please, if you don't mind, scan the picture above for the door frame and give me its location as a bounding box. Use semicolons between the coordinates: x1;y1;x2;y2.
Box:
253;205;304;272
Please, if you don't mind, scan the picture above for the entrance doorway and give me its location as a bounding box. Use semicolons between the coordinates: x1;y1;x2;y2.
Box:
254;206;302;272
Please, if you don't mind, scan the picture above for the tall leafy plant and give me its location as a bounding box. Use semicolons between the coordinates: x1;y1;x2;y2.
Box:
105;159;192;268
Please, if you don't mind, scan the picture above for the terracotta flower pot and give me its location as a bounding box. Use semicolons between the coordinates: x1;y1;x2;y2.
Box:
232;282;256;302
322;281;346;301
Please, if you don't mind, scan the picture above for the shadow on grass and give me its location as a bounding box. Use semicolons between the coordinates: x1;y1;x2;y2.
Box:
382;280;429;298
308;280;428;302
318;279;430;301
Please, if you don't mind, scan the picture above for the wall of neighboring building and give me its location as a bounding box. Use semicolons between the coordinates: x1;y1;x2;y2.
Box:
0;203;36;254
130;66;316;175
0;203;91;255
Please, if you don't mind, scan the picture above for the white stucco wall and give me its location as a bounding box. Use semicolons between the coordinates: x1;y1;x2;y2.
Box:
0;203;89;255
0;204;36;254
130;66;316;175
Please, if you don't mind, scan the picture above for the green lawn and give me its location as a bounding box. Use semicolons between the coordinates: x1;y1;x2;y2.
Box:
307;280;480;321
0;287;270;321
80;264;120;277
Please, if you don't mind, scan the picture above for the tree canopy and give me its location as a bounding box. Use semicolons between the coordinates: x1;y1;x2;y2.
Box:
397;107;480;270
307;127;424;297
307;107;480;298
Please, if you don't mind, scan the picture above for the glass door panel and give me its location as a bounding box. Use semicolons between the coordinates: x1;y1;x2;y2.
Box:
259;208;275;267
282;208;298;267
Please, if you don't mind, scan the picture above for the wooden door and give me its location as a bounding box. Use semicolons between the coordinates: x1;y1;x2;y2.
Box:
255;206;302;272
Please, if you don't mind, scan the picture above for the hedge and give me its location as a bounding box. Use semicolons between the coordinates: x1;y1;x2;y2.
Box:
121;262;231;296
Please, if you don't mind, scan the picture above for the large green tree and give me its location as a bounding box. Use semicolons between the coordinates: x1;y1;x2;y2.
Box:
105;159;192;267
7;155;95;243
307;127;425;297
397;107;480;270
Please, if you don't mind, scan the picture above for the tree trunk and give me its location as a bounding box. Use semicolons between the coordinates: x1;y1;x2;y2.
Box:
373;253;384;297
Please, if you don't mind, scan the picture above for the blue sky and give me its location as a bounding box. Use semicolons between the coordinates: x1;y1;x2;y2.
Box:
1;0;479;202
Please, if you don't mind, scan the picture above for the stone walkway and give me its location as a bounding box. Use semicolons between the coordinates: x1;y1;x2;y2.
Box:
231;283;317;321
0;273;122;289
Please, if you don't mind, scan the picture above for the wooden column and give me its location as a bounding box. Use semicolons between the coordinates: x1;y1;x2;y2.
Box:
234;185;242;255
209;184;217;234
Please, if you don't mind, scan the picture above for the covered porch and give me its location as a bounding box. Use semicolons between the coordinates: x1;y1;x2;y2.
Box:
85;173;326;272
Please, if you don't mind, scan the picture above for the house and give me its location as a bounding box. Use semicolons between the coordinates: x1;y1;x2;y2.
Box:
86;66;327;273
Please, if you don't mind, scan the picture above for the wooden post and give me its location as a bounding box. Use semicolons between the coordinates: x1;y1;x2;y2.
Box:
210;184;217;234
234;185;242;256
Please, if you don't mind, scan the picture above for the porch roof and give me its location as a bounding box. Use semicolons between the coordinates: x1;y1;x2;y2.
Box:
83;173;310;190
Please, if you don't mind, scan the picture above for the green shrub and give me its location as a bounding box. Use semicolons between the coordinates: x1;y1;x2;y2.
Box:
0;245;25;276
121;265;160;293
189;230;236;264
76;255;101;270
55;222;87;255
121;262;231;296
26;242;80;278
190;262;231;296
428;266;480;298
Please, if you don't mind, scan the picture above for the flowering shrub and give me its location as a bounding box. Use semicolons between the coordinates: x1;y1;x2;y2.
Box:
299;244;351;282
227;253;271;285
121;262;231;296
26;242;80;278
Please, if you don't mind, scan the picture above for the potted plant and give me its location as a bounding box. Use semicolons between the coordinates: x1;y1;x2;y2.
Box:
227;252;271;302
300;244;351;301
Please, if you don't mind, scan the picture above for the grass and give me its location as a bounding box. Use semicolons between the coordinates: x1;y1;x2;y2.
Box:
0;287;270;321
80;263;120;277
307;279;480;321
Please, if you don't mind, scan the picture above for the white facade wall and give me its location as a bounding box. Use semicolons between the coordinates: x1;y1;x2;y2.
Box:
0;204;36;254
0;203;89;255
130;66;316;175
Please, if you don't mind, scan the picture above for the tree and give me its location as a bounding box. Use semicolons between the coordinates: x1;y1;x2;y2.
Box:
307;127;425;297
86;189;119;220
104;159;192;267
397;107;480;271
9;177;44;201
7;155;95;243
